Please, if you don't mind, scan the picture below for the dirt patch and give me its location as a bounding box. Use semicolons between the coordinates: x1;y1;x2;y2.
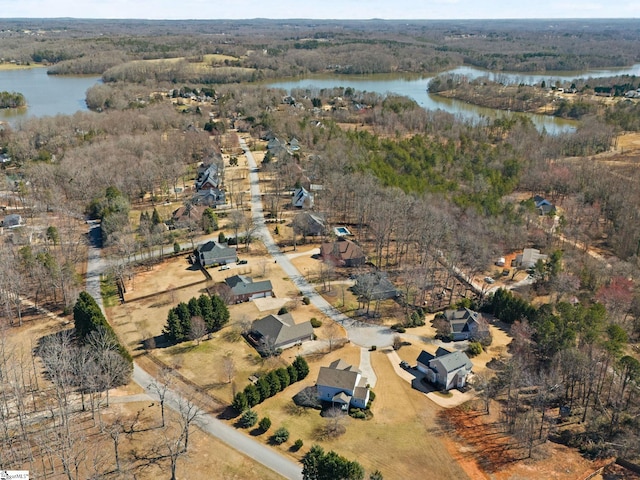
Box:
441;402;603;480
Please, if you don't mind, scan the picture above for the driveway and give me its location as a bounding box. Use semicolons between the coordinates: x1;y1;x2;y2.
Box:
241;138;393;350
383;348;475;408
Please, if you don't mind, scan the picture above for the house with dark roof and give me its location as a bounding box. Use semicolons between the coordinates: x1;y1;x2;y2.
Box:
193;188;226;207
416;348;472;390
251;313;313;351
320;238;365;267
532;195;556;216
292;187;314;208
353;272;399;301
224;275;273;303
196;163;223;191
443;308;488;341
292;212;326;237
195;240;237;267
316;359;370;410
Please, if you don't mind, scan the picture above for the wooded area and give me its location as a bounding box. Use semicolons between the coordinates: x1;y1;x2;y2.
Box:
1;17;640;478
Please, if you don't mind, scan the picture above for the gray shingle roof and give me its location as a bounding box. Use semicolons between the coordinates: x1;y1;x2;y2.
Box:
432;351;472;374
252;313;313;349
225;275;273;296
316;360;365;392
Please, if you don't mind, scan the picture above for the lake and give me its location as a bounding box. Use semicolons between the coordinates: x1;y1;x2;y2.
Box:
266;64;640;135
0;67;100;125
1;63;638;134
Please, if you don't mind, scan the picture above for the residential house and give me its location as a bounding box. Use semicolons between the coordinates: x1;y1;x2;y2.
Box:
193;188;226;207
292;212;326;237
416;348;472;390
2;214;23;228
443;308;489;341
515;248;548;269
224;274;273;303
316;359;370;410
171;204;205;228
251;313;313;351
196;163;223;191
195;240;237;267
320;238;365;267
532;195;556;216
353;272;399;301
292;187;314;208
289;137;300;152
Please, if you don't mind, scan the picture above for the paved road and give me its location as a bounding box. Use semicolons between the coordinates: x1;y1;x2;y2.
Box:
85;222;302;480
133;365;303;480
241;138;394;350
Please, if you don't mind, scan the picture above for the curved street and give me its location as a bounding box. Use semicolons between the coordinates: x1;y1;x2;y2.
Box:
241;138;394;352
85;224;303;480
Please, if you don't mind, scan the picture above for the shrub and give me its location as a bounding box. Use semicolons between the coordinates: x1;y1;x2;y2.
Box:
272;427;290;444
173;241;181;254
218;231;226;243
259;416;272;432
467;341;483;357
349;409;366;419
302;296;311;305
368;391;376;402
369;345;377;351
293;439;304;451
278;306;289;315
239;409;258;428
390;324;406;333
310;317;322;328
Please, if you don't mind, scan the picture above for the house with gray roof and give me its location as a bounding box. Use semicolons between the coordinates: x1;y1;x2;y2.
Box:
2;214;23;228
515;248;548;269
532;195;556;216
316;359;370;410
416;348;472;390
443;308;489;341
224;274;273;303
292;212;326;237
193;188;226;207
195;240;237;267
292;187;314;209
353;272;398;301
251;313;313;351
196;163;223;191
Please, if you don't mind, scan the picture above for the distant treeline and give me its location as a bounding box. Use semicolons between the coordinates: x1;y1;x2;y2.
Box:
0;91;26;109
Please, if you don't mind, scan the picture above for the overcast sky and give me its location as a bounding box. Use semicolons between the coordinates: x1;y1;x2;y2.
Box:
0;0;638;20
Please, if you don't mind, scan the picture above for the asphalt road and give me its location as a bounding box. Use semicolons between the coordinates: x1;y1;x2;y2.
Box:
85;222;303;480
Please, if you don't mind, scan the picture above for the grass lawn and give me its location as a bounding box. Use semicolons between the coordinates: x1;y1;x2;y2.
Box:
251;346;469;480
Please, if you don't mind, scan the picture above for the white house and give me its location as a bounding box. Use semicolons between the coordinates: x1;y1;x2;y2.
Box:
416;348;472;391
316;359;370;409
292;187;314;208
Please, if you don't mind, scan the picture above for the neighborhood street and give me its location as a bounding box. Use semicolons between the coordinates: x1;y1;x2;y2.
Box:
85;222;303;480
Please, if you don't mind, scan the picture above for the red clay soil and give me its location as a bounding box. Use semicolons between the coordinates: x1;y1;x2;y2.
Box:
440;403;607;480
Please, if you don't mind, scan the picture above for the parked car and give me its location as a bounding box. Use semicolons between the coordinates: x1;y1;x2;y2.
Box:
484;276;495;284
219;265;230;271
237;259;248;265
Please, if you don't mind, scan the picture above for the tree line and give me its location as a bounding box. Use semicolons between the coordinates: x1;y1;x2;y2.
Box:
0;91;25;109
232;356;309;413
162;293;230;344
